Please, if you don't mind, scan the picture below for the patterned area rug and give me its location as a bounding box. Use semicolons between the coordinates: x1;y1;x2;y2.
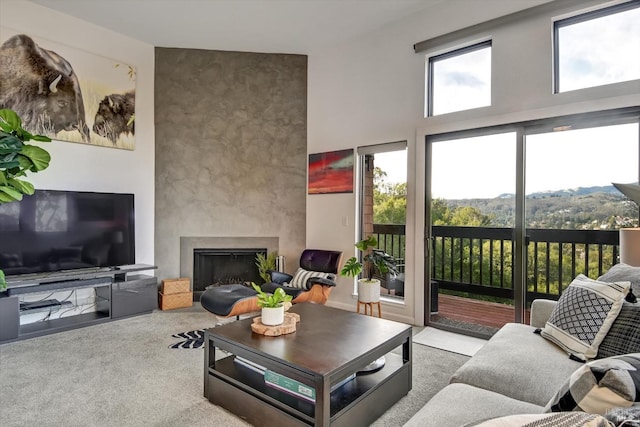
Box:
169;329;205;349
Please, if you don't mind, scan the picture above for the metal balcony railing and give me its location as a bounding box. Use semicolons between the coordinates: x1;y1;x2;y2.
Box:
372;224;620;302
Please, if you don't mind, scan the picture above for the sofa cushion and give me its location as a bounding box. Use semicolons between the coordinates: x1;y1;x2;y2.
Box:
403;383;544;427
470;412;610;427
540;274;629;361
597;302;640;359
546;353;640;414
451;323;581;406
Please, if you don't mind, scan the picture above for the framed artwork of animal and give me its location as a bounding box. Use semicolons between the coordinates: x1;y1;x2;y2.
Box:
0;28;136;150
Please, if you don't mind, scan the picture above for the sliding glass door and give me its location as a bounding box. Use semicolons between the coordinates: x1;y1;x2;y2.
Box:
357;142;407;301
428;131;517;336
426;110;640;338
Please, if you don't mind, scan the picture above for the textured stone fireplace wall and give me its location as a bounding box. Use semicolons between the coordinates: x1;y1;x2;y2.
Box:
154;48;307;281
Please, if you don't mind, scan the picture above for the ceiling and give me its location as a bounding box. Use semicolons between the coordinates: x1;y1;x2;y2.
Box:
29;0;552;54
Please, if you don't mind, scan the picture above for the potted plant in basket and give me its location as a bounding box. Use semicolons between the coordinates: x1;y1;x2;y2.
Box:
340;236;398;303
0;109;52;291
251;282;293;326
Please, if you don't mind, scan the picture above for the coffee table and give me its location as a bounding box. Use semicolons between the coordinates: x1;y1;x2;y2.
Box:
204;303;412;426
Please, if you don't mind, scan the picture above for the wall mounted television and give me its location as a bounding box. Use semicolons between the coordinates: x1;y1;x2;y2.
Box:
0;190;135;278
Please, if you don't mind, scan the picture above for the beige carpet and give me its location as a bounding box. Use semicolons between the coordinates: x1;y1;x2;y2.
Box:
0;304;468;426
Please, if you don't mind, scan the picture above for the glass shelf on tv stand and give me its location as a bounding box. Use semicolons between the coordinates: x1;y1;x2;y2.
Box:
17;283;112;338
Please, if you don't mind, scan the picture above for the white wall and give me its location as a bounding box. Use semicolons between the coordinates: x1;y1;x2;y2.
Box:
1;1;155;268
307;0;640;324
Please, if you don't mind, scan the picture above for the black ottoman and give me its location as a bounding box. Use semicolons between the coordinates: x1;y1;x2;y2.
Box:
200;284;260;318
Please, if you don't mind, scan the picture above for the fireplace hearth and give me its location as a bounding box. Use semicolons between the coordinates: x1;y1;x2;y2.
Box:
192;248;266;299
180;236;279;301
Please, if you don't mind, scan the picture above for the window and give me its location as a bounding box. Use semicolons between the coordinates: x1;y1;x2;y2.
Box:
555;1;640;93
427;41;491;116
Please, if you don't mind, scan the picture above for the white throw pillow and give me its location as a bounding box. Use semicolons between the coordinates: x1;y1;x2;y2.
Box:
541;274;630;361
288;268;334;290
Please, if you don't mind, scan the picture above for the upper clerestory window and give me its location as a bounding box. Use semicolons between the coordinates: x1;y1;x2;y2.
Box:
427;40;492;117
554;1;640;93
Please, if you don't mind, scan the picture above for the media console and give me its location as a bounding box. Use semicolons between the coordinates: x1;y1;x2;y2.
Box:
0;264;157;344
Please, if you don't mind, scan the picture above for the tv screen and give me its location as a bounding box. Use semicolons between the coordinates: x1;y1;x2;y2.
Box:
0;190;135;277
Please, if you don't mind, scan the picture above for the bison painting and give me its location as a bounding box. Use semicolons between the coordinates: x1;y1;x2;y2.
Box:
0;34;90;143
93;91;135;144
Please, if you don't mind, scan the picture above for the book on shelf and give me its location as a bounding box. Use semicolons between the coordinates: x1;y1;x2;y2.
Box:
264;369;316;402
263;370;357;402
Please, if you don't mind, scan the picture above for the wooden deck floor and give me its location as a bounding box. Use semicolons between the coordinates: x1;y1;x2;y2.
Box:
431;293;530;329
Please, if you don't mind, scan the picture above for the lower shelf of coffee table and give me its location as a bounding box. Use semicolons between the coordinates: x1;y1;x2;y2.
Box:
208;352;408;426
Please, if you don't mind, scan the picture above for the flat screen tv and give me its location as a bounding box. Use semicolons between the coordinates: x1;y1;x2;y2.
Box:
0;190;135;278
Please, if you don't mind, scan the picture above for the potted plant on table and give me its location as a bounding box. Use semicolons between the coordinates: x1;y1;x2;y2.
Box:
340;236;398;303
251;282;293;326
0;109;52;291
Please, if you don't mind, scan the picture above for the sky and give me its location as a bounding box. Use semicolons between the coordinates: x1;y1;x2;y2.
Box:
374;150;408;185
431;123;639;199
413;3;639;200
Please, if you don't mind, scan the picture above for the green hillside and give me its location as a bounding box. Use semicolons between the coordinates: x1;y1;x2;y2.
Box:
445;187;638;229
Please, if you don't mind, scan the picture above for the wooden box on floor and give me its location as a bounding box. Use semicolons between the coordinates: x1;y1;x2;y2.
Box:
159;291;193;310
159;278;192;310
161;277;191;294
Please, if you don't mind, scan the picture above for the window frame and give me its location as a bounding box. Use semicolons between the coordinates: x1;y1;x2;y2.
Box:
427;39;492;117
553;0;640;94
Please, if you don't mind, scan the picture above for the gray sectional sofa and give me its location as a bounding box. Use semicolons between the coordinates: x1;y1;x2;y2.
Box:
405;299;580;426
405;263;640;427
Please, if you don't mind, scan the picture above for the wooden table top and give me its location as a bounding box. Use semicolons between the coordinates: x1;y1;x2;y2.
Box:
208;303;411;376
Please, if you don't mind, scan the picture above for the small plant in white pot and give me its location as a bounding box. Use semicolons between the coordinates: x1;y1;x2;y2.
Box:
340;236;398;303
251;283;293;326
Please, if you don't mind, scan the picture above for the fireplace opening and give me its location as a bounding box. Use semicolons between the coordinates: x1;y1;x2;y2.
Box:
193;248;266;299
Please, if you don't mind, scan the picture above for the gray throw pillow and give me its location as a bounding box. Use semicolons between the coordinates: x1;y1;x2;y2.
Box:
597;301;640;359
599;263;640;295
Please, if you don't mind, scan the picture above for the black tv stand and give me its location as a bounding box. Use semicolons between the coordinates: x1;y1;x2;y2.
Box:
0;264;157;344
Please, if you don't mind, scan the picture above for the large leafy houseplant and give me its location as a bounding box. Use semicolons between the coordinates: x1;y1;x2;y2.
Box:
341;236;398;304
0;109;52;290
340;236;398;282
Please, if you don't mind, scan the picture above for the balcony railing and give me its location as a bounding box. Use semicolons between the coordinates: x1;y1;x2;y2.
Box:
372;224;620;302
372;224;406;273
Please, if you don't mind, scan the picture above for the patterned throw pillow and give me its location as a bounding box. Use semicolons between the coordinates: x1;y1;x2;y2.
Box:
546;353;640;414
597;302;640;359
471;412;610;427
541;274;630;361
288;268;334;290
